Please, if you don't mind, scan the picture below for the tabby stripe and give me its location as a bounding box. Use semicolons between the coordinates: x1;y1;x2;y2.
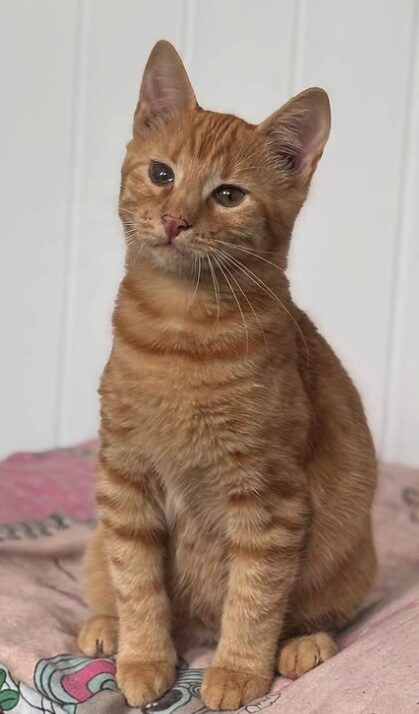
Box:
113;310;261;362
229;542;300;560
227;477;304;503
114;580;165;604
98;457;150;493
120;277;160;318
266;513;306;533
101;516;165;546
121;275;254;329
96;489;121;511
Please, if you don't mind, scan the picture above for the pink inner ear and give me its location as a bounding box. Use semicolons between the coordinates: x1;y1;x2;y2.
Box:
134;41;197;132
259;88;330;177
142;76;168;115
301;114;330;165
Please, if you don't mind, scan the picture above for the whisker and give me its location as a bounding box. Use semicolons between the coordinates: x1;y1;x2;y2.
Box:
207;256;221;323
211;248;268;353
215;247;310;363
212;254;249;352
188;255;197;309
192;255;202;302
120;208;139;217
131;241;145;265
213;239;286;273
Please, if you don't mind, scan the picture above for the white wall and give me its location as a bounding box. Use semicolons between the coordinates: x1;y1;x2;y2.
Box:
1;0;418;465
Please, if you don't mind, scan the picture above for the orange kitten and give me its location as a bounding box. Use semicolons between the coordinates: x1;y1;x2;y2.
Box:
78;41;377;710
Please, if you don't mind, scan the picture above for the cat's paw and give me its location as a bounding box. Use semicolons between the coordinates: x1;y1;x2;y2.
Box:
116;659;176;707
77;615;119;656
201;667;271;711
278;632;338;680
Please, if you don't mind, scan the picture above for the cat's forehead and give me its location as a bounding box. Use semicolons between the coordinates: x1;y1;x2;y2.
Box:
158;110;257;174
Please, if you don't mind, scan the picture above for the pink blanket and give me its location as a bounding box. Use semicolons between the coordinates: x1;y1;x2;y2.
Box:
0;443;418;714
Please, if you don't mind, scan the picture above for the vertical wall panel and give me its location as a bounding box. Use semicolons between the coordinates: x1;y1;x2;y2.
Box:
287;0;416;448
188;0;296;121
0;0;79;457
58;0;186;444
383;5;419;466
1;0;418;463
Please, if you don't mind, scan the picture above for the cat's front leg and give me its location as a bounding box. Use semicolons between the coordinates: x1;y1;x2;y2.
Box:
201;465;307;711
97;455;177;707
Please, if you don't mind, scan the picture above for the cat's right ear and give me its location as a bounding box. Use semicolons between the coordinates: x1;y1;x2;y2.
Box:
134;40;197;137
259;88;331;186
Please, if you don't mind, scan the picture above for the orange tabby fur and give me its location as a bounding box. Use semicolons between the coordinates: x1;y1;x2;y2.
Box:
78;41;377;710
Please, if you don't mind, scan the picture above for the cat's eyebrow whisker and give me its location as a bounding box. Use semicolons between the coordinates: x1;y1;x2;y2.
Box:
232;148;265;170
215;246;310;364
211;248;268;353
212;254;249;352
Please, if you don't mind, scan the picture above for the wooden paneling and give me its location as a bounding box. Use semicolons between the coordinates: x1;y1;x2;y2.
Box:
0;0;79;454
1;0;418;464
288;0;416;448
57;0;185;444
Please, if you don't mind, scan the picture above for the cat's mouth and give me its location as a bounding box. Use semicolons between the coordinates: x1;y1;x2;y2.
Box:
145;236;196;271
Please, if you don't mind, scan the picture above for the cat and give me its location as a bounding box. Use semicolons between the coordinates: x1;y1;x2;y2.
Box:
77;40;377;711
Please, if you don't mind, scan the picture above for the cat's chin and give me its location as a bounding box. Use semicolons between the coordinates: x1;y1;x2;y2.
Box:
144;242;196;276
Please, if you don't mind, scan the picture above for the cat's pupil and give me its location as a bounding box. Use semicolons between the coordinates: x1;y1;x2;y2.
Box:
213;185;245;208
149;161;174;186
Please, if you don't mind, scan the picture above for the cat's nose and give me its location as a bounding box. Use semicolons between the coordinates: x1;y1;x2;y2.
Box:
161;213;190;242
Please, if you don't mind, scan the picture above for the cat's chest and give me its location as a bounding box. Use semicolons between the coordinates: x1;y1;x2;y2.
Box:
119;354;262;470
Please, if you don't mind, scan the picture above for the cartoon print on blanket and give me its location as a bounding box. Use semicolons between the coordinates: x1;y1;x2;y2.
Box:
34;656;205;714
33;655;282;714
402;486;419;522
0;668;19;711
1;446;418;714
0;663;66;714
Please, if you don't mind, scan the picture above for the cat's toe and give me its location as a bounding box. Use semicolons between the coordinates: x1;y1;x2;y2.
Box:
278;632;338;679
201;667;271;711
77;615;119;657
116;659;176;707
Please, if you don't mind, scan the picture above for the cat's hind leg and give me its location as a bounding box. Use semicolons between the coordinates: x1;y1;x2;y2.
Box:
277;632;338;680
77;523;119;656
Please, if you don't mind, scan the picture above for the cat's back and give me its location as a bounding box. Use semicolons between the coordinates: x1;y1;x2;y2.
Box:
296;306;376;468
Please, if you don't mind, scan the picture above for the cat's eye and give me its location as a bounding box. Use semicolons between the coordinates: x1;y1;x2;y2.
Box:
212;185;246;207
149;161;174;186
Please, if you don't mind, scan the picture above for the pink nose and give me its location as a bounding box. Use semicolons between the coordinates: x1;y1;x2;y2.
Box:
162;214;190;242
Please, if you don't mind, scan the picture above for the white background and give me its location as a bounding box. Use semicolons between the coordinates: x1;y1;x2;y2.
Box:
1;0;418;465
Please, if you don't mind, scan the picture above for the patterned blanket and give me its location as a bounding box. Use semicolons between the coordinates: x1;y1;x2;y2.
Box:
0;443;418;714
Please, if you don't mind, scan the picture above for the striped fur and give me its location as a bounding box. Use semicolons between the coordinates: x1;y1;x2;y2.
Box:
78;41;377;710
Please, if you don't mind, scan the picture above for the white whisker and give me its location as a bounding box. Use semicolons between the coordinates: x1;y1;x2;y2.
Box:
213;238;286;273
212;254;249;352
207;256;221;323
215;246;310;363
211;248;268;353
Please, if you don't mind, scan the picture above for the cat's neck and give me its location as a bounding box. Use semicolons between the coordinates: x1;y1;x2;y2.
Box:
124;253;291;326
114;255;298;361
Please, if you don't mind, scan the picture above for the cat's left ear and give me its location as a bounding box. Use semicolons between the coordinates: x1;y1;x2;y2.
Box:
259;88;331;184
134;40;197;137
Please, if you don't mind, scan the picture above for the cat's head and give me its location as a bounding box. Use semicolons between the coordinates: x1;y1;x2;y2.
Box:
119;41;330;279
